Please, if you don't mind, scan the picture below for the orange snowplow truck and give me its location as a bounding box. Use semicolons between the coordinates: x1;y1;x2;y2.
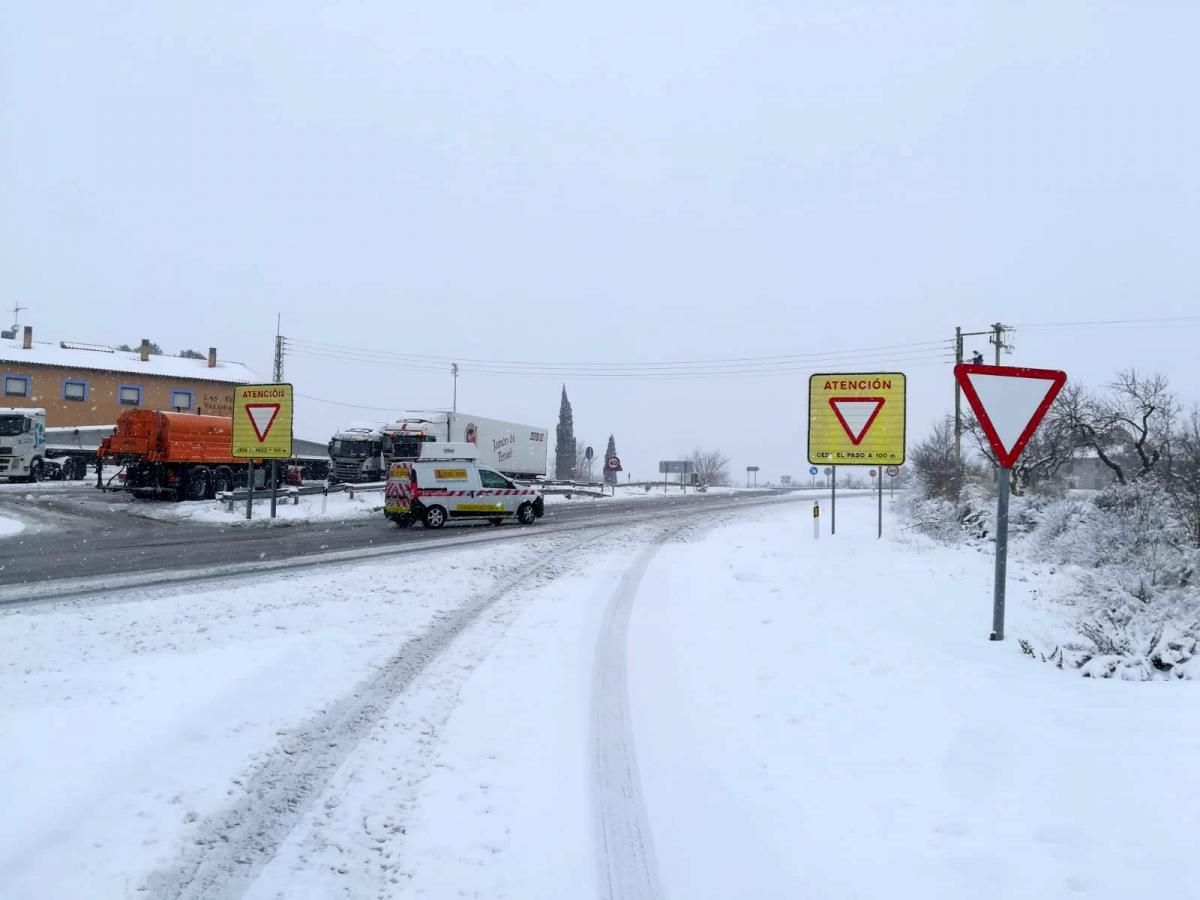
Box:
98;410;277;500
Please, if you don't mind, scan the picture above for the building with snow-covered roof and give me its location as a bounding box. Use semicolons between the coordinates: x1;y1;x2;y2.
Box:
0;326;261;427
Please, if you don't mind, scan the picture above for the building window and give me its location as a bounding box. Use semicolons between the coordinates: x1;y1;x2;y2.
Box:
118;384;142;406
170;389;194;410
63;379;88;402
3;374;30;398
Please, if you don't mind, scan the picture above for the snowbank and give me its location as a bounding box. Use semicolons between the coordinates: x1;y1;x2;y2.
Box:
129;488;385;526
0;515;25;538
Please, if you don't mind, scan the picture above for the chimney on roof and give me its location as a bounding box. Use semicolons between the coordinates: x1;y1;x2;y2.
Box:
22;326;32;350
208;347;217;368
139;338;150;362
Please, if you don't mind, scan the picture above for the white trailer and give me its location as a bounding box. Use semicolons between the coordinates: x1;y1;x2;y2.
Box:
390;412;548;478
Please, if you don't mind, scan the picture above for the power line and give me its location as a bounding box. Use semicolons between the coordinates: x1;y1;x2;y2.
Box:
284;335;951;372
1012;315;1200;330
285;346;953;379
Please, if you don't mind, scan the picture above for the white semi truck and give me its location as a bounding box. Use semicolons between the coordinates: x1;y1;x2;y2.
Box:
0;407;48;482
327;412;548;483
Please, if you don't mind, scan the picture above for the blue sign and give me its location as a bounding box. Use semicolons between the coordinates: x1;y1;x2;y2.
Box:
809;466;819;476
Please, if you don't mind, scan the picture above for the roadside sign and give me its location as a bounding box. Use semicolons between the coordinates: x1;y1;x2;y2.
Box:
809;466;818;476
953;363;1068;643
954;364;1067;468
659;460;694;474
886;465;899;477
823;467;832;475
808;373;906;465
606;455;622;471
232;384;293;459
869;469;877;478
585;446;594;460
747;465;760;472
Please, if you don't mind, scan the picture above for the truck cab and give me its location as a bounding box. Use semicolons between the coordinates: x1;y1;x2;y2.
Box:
0;407;47;482
328;425;386;484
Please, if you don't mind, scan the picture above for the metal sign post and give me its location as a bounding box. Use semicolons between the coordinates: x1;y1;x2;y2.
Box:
877;464;883;539
830;465;837;535
813;501;820;539
270;460;279;518
991;467;1012;640
246;460;255;520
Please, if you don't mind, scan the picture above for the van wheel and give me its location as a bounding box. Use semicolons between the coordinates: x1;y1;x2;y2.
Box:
213;466;235;495
424;505;447;529
517;502;536;525
184;467;210;502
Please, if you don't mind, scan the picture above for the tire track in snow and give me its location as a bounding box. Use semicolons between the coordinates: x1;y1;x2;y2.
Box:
143;529;614;900
593;529;675;900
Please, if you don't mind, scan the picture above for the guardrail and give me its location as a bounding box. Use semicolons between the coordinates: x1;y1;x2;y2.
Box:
216;480;387;512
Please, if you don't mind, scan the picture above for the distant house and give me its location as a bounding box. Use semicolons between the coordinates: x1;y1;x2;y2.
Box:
0;325;260;427
1060;451;1112;490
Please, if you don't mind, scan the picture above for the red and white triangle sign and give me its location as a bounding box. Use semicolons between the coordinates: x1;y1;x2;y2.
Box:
829;396;885;445
954;364;1067;468
245;403;281;442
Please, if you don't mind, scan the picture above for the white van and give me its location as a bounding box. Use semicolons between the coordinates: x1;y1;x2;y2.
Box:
384;445;544;529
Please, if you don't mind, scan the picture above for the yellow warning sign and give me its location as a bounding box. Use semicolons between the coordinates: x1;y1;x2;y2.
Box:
232;384;294;459
456;502;505;512
434;468;469;480
808;372;906;465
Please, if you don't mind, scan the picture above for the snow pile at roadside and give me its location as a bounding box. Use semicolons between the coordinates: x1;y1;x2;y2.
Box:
0;515;25;538
905;482;1200;680
129;487;385;526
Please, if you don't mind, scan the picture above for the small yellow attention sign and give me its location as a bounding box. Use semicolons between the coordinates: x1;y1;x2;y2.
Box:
434;468;469;480
808;372;906;465
232;384;294;459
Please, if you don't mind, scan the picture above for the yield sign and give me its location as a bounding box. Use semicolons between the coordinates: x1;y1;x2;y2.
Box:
955;364;1067;468
245;404;281;442
829;397;884;446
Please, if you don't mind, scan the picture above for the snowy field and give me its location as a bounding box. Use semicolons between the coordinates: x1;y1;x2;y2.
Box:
1;496;1197;898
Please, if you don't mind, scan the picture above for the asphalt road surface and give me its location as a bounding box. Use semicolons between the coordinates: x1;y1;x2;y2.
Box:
0;483;803;591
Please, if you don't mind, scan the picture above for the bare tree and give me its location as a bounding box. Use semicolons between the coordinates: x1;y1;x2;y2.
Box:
689;448;731;486
1165;410;1200;547
910;418;963;500
1065;371;1175;485
574;439;595;483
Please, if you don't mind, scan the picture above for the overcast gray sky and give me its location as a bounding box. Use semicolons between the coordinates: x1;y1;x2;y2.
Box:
3;2;1198;480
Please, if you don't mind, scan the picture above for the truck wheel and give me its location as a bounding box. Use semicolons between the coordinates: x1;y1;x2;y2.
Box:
185;467;210;502
517;502;537;525
28;458;44;483
423;505;447;529
213;466;235;495
60;458;80;480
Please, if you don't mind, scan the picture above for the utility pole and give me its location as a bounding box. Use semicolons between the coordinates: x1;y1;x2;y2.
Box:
954;326;963;464
989;322;1014;365
270;315;284;519
451;363;459;413
954;325;992;464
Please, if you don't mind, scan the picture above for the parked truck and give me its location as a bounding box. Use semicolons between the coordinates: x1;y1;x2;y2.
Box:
98;409;327;500
0;407;47;482
327;412;548;483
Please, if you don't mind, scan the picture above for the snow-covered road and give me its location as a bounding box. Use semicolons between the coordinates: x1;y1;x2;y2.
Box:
2;496;1197;899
